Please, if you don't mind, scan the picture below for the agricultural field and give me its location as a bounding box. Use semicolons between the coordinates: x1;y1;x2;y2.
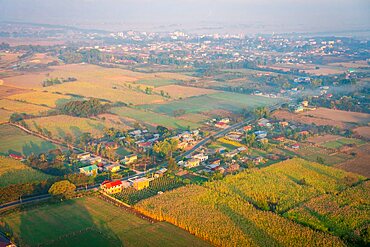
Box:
6;91;73;107
334;144;370;177
0;156;52;187
153;85;218;99
209;137;245;151
0;196;209;247
114;176;184;205
353;126;370;139
0;109;12;123
0;85;31;98
0;99;50;114
24;115;126;140
285;181;370;245
137;78;180;87
140;92;281;116
273;108;370;129
135;158;364;246
292;143;353;166
1;64;194;105
320;137;365;149
110;106;200;130
0;124;57;156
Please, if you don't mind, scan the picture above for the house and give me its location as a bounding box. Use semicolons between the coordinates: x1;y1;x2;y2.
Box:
258;118;270;127
243;125;252;132
185;159;201;168
253;156;264;164
121;154;138;165
132;177;150;190
254;131;267;139
206;164;220;171
9;153;23;160
258;138;269;144
77;152;91;160
101;180;128;194
292;144;300;149
279;121;289;127
294;105;304;113
154;168;168;178
79;165;98;176
301;101;309;107
226;163;240;173
105;164;121;173
273;136;285;142
192;153;208;162
105;142;119;150
215;122;228;129
299;130;310;136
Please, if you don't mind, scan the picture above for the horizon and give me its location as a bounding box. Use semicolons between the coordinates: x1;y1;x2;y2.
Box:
0;0;369;34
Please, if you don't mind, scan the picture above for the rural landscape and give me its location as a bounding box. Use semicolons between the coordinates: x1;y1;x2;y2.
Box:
0;0;369;246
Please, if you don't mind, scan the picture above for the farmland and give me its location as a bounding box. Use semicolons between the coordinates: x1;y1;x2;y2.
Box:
353;126;370;139
135;158;364;246
0;109;12;123
140;92;281;116
285;181;370;245
0;196;209;247
0;156;52;187
1;64;195;105
0;99;50;114
334;144;370;177
113;176;184;205
292;143;352;166
0;124;57;156
153;85;218;99
6;91;73;107
110;106;200;129
24;115;126;140
273;108;370;129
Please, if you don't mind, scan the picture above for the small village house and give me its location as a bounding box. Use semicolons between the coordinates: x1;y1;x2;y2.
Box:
101;180;129;194
132;177;150;190
79;165;98;176
105;164;121;173
121;154;138;165
185;158;201;168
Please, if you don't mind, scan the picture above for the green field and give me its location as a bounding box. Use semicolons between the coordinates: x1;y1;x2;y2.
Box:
294;144;352;166
0;125;57;156
0;156;53;187
135;158;364;246
111;106;200;130
0;196;209;247
320;138;365;149
24;115;124;140
140;92;281;115
137;78;179;87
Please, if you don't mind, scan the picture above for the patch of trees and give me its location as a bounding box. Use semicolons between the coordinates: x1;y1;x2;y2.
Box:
58;98;108;117
42;77;77;87
26;149;70;176
48;180;76;200
59;48;108;64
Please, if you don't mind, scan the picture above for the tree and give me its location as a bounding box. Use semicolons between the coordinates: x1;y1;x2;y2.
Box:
48;180;76;200
167;157;178;172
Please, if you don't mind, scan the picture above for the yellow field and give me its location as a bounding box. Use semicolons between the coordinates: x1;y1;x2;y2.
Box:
7;91;72;107
0;109;12;123
154;85;218;99
25;115;127;139
0;156;27;175
0;99;50;114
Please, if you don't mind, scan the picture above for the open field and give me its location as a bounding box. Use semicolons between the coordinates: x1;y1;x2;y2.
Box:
0;124;57;156
307;135;343;144
0;156;52;187
0;109;12;123
137;78;179;87
260;64;347;75
320;137;365;149
135;159;358;246
0;85;31;98
0;37;66;46
285;180;370;245
293;143;353;166
328;60;370;69
334;144;370;177
273;108;370;129
7;91;73;107
111;107;200;130
154;85;218;99
0;196;209;247
302;108;370;125
0;99;50;114
141;92;281;116
353;126;370;139
25;115;126;140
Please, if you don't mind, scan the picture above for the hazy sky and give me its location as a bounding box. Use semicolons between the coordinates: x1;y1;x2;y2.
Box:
0;0;369;33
